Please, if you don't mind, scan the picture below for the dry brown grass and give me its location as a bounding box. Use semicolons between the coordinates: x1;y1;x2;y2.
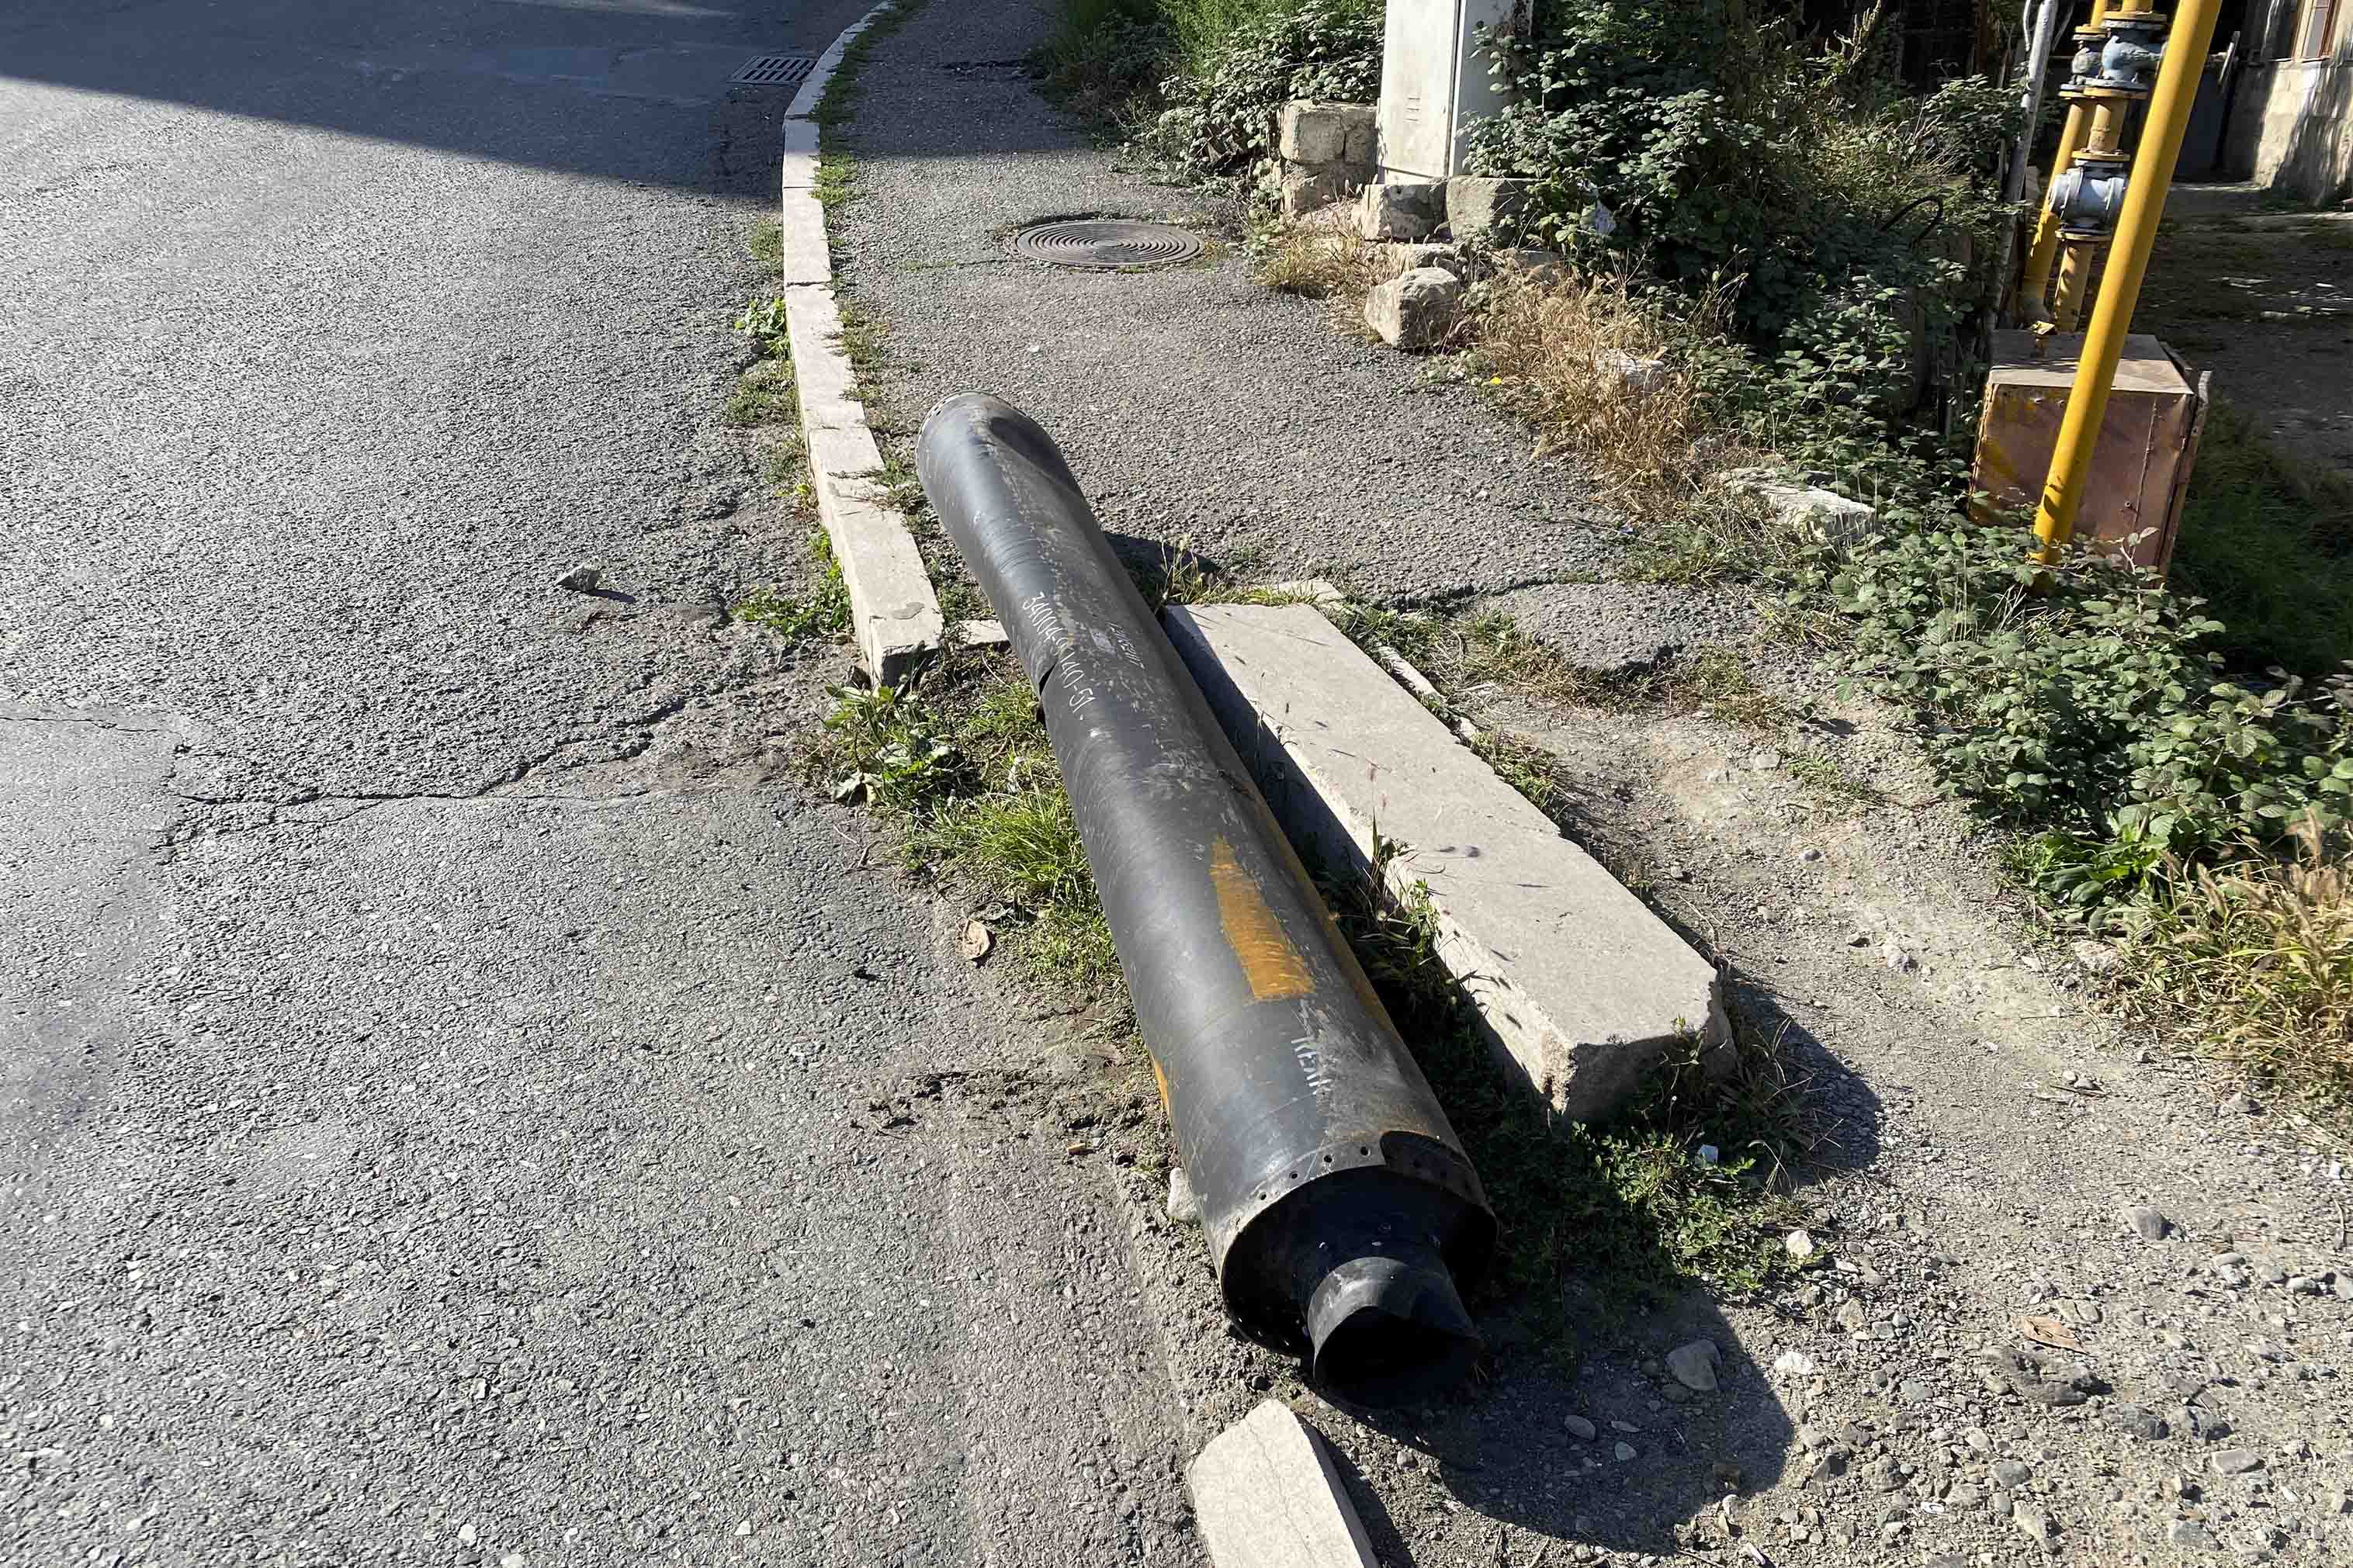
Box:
1254;221;1382;306
2122;818;2353;1109
1472;266;1741;514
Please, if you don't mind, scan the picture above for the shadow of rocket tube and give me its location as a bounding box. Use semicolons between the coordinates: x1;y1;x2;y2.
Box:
915;393;1495;1404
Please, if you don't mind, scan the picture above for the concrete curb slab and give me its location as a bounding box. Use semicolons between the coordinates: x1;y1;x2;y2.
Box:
1166;601;1727;1122
773;0;943;686
1187;1400;1377;1568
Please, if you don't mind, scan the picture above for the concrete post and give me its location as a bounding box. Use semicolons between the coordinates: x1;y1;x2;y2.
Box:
1376;0;1517;181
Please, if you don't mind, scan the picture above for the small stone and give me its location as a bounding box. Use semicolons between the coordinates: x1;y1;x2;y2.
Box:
1797;1424;1831;1451
458;1525;478;1546
2287;1275;2322;1295
2124;1204;2171;1241
2222;1092;2261;1116
1775;1349;1818;1378
734;1520;752;1537
1615;1442;1637;1462
1963;1428;1992;1455
501;1557;527;1568
2168;1519;2217;1550
2108;1403;2168;1440
1837;1300;1868;1333
1667;1339;1721;1392
1845;929;1871;947
1565;1414;1596;1441
1897;1379;1929;1404
1881;940;1916;973
1994;1459;2034;1488
1785;1228;1817;1259
1165;1167;1200;1225
1363;266;1464;351
555;563;601;594
2210;1449;2264;1476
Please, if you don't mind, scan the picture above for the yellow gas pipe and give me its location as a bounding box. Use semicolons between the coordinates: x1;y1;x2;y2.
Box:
2050;96;2133;327
2031;0;2223;559
2019;0;2113;310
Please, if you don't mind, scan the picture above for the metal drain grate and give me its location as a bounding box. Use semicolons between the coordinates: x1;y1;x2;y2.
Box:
731;54;816;85
1007;220;1204;271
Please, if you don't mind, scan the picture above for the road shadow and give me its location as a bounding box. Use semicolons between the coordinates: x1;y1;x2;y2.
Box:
0;0;1019;197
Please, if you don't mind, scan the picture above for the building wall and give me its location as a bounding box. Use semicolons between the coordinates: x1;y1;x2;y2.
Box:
2226;55;2353;203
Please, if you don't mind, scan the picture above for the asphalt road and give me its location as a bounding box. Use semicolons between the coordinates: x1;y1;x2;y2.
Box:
0;4;1197;1563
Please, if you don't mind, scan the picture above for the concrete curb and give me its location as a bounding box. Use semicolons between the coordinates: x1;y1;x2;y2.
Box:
775;1;942;686
1166;601;1729;1123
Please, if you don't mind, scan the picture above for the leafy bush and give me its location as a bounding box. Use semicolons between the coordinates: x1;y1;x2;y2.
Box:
1467;0;2022;482
1143;0;1382;177
1795;521;2353;909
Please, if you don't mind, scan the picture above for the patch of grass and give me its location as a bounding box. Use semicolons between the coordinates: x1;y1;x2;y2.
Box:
1252;220;1381;313
736;531;850;646
1472;267;1745;522
725;360;797;427
2120;819;2353;1111
1786;749;1884;807
2171;400;2353;678
813;153;856;213
748;216;784;279
809;673;1125;994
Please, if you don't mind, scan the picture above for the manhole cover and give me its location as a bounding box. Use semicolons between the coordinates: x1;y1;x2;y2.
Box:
732;54;816;85
1007;220;1204;271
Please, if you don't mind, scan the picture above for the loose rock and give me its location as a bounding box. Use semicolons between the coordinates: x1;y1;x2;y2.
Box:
1564;1415;1596;1441
1166;1167;1200;1225
555;563;601;594
1667;1339;1721;1393
2123;1204;2171;1241
1364;267;1463;351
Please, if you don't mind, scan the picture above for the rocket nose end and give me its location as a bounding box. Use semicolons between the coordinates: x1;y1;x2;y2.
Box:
1305;1249;1482;1406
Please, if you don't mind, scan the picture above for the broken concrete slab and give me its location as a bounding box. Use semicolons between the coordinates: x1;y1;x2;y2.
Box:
1187;1400;1377;1568
1165;603;1727;1122
1445;175;1530;244
1357;179;1444;241
1485;582;1755;676
1724;467;1883;547
1277;101;1374;166
1364;266;1462;351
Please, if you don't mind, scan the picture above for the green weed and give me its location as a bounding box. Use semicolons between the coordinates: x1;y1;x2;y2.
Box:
736;532;850;646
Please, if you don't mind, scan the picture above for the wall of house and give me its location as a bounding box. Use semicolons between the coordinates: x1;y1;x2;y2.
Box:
2226;56;2353;203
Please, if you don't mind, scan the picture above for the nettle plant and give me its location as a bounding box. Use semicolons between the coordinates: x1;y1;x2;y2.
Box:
1800;522;2353;909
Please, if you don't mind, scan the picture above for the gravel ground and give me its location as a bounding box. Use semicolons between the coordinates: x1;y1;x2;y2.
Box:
827;6;2353;1566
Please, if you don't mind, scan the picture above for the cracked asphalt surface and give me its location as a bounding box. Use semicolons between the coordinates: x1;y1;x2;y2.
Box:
1;3;1199;1563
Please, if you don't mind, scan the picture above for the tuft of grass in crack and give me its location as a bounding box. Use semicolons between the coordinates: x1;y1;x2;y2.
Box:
736;531;849;646
729;296;798;426
748;216;784;279
809;670;1124;997
1321;850;1813;1324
